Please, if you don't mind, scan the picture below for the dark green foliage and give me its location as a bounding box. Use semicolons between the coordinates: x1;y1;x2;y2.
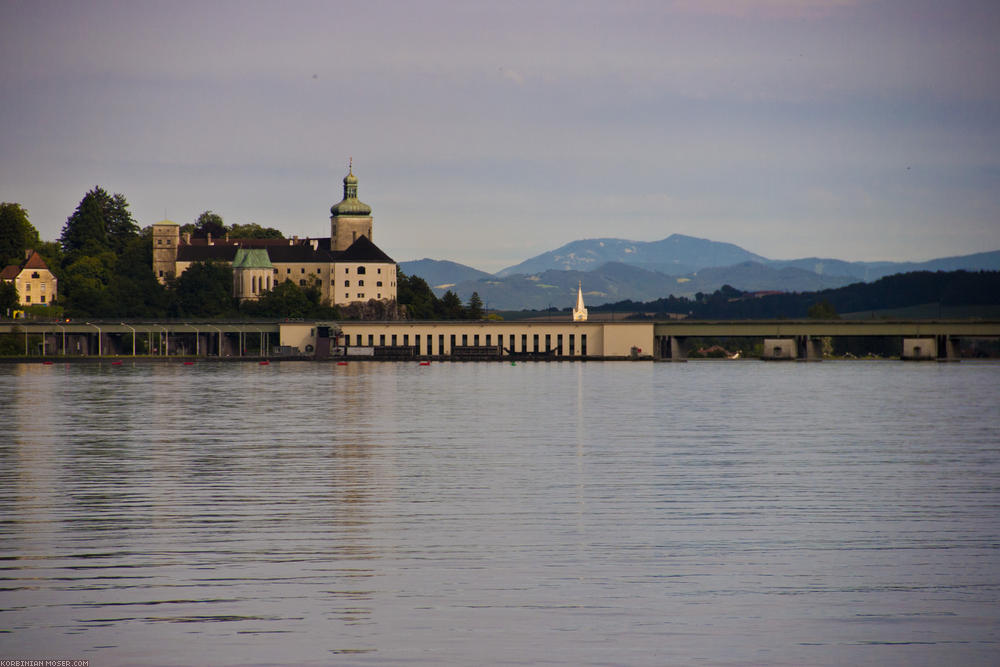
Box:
170;261;236;318
466;292;484;319
396;272;439;319
193;211;226;239
228;223;284;239
0;280;18;315
807;299;839;319
439;290;465;319
0;203;40;267
107;236;169;317
240;279;339;319
599;271;1000;320
60;187;139;257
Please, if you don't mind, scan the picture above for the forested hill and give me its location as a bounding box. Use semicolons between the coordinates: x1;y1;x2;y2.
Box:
591;270;1000;319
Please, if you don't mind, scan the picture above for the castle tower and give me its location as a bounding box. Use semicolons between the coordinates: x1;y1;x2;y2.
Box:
152;221;180;283
329;162;373;252
573;281;588;321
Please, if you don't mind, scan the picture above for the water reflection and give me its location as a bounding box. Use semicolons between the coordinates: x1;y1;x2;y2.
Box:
0;361;998;665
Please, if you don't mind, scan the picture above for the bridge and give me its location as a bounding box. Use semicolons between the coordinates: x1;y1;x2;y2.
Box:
1;318;998;361
653;319;1000;361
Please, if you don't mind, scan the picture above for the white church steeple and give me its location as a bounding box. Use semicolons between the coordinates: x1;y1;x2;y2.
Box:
573;281;588;321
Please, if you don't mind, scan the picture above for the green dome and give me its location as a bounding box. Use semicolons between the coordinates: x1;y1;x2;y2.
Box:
331;167;371;216
330;198;371;216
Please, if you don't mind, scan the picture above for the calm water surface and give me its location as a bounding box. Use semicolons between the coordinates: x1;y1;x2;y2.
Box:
1;360;998;666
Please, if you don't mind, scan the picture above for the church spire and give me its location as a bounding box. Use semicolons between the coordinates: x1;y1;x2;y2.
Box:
573;281;588;321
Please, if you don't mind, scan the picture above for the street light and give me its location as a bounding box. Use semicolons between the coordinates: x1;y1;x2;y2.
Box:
55;322;66;356
122;323;137;356
86;322;102;356
208;324;223;356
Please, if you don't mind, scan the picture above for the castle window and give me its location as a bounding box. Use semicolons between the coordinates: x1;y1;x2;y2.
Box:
287;268;291;274
316;268;321;274
345;268;349;274
358;280;364;287
25;296;31;303
157;239;162;244
357;293;363;298
345;280;350;287
159;270;164;277
377;293;381;298
301;268;305;274
344;293;349;299
358;266;366;275
376;281;382;287
274;269;278;274
40;295;46;303
31;272;40;279
300;280;306;286
377;268;381;274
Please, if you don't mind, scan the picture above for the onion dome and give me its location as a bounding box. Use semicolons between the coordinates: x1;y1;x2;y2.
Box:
330;166;372;216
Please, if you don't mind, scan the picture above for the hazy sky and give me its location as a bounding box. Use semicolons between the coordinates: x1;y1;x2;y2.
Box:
2;0;998;272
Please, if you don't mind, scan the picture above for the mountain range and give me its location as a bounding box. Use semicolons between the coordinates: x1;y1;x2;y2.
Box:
400;234;1000;311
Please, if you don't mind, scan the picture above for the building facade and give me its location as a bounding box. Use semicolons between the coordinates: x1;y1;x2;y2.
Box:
1;250;58;307
152;167;397;306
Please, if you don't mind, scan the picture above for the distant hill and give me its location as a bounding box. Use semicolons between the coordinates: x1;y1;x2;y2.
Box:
398;258;492;289
398;235;1000;311
436;261;856;311
496;234;766;277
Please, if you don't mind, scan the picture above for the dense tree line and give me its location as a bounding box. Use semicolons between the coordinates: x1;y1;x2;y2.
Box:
592;271;1000;320
3;189;489;321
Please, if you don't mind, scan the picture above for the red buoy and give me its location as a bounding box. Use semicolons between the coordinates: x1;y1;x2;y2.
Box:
259;360;270;365
183;361;194;365
419;361;430;366
337;361;348;366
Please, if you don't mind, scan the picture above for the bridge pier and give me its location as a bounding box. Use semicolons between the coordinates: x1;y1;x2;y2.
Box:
656;335;688;361
797;335;823;361
936;334;960;362
902;337;936;360
763;338;796;360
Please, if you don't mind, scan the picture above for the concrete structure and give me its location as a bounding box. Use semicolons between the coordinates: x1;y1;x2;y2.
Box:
3;319;997;361
1;250;58;307
151;167;397;307
573;282;588;322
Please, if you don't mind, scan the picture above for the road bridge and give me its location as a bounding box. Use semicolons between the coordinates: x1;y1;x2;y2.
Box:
653;320;1000;361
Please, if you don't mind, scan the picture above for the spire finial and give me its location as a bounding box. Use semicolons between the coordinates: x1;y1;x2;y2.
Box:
349;156;353;174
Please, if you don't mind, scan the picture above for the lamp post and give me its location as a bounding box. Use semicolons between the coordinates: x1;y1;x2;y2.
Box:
122;323;136;356
208;324;223;356
86;322;102;356
55;323;66;356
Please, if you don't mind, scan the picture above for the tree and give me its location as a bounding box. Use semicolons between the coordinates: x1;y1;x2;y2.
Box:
241;280;312;318
0;280;18;316
397;271;440;319
0;203;40;267
170;261;235;318
192;211;226;239
466;292;484;319
60;187;139;257
228;223;284;239
807;299;839;319
439;290;465;319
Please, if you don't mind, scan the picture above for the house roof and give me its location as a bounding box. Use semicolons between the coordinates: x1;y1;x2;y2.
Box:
175;235;395;265
232;248;273;269
22;251;50;270
0;265;19;281
338;235;394;263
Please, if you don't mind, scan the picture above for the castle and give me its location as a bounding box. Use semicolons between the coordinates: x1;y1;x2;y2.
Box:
152;166;397;306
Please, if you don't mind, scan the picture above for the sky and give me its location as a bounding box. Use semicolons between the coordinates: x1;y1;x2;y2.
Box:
1;0;998;273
